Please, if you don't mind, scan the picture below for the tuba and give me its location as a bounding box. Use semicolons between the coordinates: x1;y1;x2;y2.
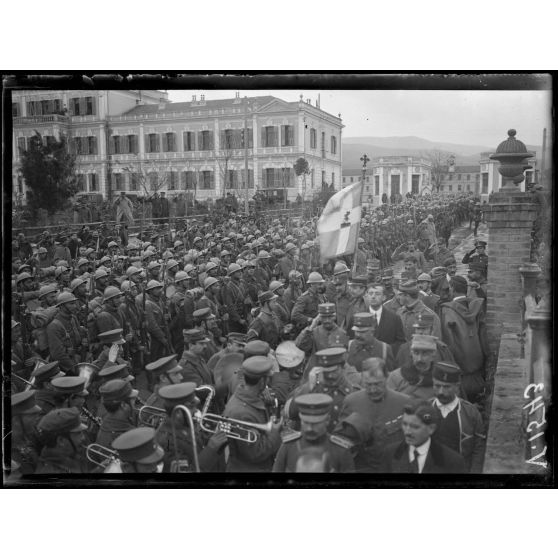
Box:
86;443;123;473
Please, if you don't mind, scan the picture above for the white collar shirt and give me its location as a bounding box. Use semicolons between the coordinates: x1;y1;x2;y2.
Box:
434;396;460;418
369;306;383;324
408;437;431;474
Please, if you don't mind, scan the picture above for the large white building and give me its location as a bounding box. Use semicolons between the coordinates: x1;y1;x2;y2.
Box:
12;90;343;204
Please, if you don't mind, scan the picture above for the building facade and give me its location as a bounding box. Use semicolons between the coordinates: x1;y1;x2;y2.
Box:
342;156;432;205
12;91;343;205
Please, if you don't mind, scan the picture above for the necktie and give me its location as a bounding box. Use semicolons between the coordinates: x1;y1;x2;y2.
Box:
412;449;420;474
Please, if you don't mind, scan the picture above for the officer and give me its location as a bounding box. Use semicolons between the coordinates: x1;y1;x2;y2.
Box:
429;362;486;473
178;330;215;386
35;407;89;473
287;347;359;432
270;341;305;406
343;276;369;337
347;312;395;373
92;328;130;371
31;361;65;413
11;391;44;474
46;292;88;375
291;272;328;330
462;240;488;272
155;382;227;472
273;393;354;473
111;427;165;473
96;379;139;448
246;291;282;349
223;356;283;472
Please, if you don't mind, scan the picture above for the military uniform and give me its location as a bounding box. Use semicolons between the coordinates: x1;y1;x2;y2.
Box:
347;338;395;372
222;278;247;332
291;290;327;329
46;312;83;373
246;308;282;349
178;351;214;386
397;298;441;342
144;294;168;361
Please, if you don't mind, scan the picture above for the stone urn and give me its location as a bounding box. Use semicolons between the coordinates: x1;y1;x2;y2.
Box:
490;129;535;192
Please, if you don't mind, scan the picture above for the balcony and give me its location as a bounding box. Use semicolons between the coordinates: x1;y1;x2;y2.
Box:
255;146;297;156
13;114;69;125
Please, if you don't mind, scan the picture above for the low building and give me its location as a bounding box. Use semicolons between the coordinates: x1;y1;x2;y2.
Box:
12;90;343;205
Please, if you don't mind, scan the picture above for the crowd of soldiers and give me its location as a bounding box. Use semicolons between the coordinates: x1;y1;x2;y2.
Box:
9;190;491;476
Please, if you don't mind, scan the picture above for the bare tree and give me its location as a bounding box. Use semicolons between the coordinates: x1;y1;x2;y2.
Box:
423;150;453;194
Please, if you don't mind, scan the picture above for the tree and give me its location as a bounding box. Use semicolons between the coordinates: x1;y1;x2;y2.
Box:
293;157;310;200
19;131;78;217
424;149;453;194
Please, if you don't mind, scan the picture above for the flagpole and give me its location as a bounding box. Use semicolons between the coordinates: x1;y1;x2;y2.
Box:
351;154;369;275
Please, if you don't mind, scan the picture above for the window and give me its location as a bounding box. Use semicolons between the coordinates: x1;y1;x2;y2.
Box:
241;128;253;148
375;175;380;196
281;125;294;147
12;103;20;117
198;130;213;151
163;132;176;152
128;135;138;154
17;137;26;152
457;174;461;180
89;174;98;191
182;171;197;190
77;174;86;192
88;136;97;154
481;173;489;194
321;170;326;188
331;172;335;187
129;173;139;191
200;170;214;189
467;184;471;191
311;169;315;188
183;131;195;151
149;172;159;191
310;128;317;149
411;174;420;194
146;133;160;153
366;176;370;182
390;174;400;196
261;126;278;148
241;168;254;188
331;136;337;154
321;132;326;156
343;177;346;184
467;174;470;180
44;135;57;148
167;171;178;190
111;135;121;154
448;184;453;192
222;129;236;150
86;97;95;115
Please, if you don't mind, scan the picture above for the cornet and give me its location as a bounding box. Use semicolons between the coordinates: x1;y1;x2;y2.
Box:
198;413;274;443
86;443;123;473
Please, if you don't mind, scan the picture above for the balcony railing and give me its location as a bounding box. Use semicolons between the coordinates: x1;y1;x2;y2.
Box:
13;114;69;125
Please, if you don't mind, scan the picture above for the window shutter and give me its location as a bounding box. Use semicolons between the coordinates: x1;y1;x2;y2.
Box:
198;131;203;150
120;136;127;154
91;97;97;116
79;97;86;116
162;133;168;152
261;127;266;148
109;136;115;155
155;134;160;152
144;134;150;153
220;130;225;149
209;132;214;150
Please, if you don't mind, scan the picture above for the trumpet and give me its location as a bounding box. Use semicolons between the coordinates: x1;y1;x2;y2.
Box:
86;443;123;473
138;405;167;428
198;413;274;443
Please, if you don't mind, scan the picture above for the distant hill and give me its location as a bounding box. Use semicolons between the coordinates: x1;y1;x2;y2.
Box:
342;136;542;169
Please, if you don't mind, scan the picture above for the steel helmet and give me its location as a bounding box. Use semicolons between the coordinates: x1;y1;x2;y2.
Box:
333;261;350;276
307;272;325;284
94;269;109;280
205;261;218;273
174;239;184;248
77;258;89;268
228;263;242;275
269;280;284;293
257;250;270;259
56;291;78;307
147;261;162;271
39;283;59;299
284;242;296;253
54;266;69;278
103;286;123;302
183;263;197;275
126;266;142;278
166;259;179;271
145;280;163;291
120;280;132;292
204;276;220;290
70;278;87;292
174;271;190;284
16;272;33;284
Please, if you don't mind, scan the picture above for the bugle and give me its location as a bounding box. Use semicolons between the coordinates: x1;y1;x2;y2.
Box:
198;413;274;443
138;405;166;428
86;443;123;473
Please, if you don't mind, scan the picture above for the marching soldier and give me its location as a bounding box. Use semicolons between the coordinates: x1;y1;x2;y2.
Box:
143;280;169;361
273;393;354;473
282;269;303;315
119;280;146;371
222;263;247;333
291;272;328;331
246;291;283;349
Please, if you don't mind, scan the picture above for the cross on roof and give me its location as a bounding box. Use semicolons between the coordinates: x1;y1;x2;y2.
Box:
360;154;370;168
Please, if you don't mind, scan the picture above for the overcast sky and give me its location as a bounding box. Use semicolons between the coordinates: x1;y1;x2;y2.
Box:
168;89;551;148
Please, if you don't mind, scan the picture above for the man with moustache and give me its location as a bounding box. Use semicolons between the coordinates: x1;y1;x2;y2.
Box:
332;261;352;328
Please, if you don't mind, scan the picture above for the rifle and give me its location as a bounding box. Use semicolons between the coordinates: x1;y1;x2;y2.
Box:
160;253;175;353
140;282;151;361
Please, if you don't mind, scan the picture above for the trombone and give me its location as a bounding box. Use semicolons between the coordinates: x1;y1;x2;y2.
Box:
86;443;123;473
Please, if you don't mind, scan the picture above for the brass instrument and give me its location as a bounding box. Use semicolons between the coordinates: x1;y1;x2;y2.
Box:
86;443;123;473
21;358;49;391
138;405;167;428
195;384;215;416
171;404;200;473
74;362;100;389
198;413;274;443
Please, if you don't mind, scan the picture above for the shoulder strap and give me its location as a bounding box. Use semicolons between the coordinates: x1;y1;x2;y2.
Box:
329;434;355;450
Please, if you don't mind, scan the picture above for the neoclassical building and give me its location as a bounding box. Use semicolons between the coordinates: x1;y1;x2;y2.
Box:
12;90;343;204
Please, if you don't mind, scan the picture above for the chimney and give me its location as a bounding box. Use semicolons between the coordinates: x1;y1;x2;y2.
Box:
200;94;205;101
307;98;311;104
192;95;197;102
236;92;240;98
315;99;319;107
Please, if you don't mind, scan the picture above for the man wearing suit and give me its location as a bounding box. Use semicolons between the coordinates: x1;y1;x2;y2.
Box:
382;400;466;474
364;284;406;356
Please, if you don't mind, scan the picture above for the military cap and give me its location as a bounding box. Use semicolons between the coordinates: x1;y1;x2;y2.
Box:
318;303;336;316
94;268;109;280
243;340;270;357
173;270;189;284
99;378;139;402
333;261;350;276
257;250;270;259
38;408;87;435
193;307;215;321
348;276;368;287
98;363;134;383
56;291;78;306
381;269;394;280
228;263;242;275
258;290;277;305
145;280;163;291
31;361;63;383
295;393;333;423
184;329;210;344
205;261;218;273
442;256;456;267
16;272;33;284
315;347;346;369
227;332;247;345
468;261;486;272
166;259;179;271
399;279;419;295
474;240;487;248
433;362;461;384
39;283;59;299
12;390;42;415
430;266;448;278
97;328;125;345
242;356;274;378
410;334;437;351
414;313;435;329
184;264;197;275
451;275;468;291
112;427;164;464
145;354;183;377
51;376;89;396
352;312;376;331
158;382;197;404
275;341;305;369
417;273;432;283
269;280;284;293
